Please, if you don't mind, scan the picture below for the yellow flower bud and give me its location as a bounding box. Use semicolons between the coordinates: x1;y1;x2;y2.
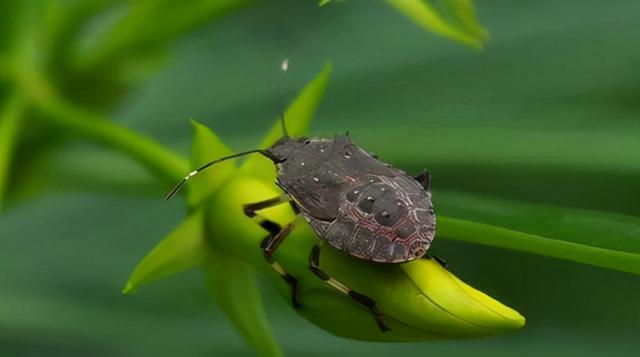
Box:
206;176;525;341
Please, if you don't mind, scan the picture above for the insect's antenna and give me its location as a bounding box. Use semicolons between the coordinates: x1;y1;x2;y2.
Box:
279;58;290;138
164;149;268;201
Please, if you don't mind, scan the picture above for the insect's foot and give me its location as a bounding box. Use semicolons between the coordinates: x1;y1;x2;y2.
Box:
433;255;448;268
374;314;391;332
292;293;302;309
424;254;448;268
347;290;391;332
242;205;256;218
283;273;302;308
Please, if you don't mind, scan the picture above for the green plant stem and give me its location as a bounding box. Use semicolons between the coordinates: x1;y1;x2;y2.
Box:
438;216;640;275
0;89;26;210
31;93;189;183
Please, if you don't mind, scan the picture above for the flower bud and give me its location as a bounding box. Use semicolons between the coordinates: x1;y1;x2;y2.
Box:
205;176;525;341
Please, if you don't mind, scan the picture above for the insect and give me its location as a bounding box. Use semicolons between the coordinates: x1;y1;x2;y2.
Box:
166;63;436;332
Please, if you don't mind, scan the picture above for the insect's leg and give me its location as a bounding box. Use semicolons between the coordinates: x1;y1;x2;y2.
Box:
308;245;391;332
243;194;299;242
254;213;303;308
413;169;431;191
243;196;303;306
243;194;291;217
424;254;448;268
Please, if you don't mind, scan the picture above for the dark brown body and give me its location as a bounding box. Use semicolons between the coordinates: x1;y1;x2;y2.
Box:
267;135;436;263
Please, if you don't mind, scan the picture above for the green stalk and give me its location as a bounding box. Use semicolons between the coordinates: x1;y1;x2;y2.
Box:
438;216;640;275
31;92;189;183
0;89;26;210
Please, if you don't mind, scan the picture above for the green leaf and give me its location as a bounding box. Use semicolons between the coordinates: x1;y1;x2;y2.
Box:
73;0;249;71
33;96;190;182
188;119;236;208
203;249;283;357
436;191;640;275
0;90;25;211
319;0;332;6
383;0;488;48
123;211;206;294
240;62;332;182
375;127;640;177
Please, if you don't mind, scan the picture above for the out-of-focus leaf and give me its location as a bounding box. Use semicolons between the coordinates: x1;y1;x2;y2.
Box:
188;119;236;208
0;90;25;211
374;127;640;177
203;249;283;357
383;0;487;48
436;192;640;275
0;0;40;54
123;211;205;294
39;147;161;196
319;0;487;48
72;0;250;71
34;96;190;182
240;62;332;182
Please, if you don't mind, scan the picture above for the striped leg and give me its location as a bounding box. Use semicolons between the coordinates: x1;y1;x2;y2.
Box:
309;245;391;332
243;196;301;308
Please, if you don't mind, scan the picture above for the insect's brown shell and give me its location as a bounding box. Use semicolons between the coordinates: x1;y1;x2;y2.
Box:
267;135;435;263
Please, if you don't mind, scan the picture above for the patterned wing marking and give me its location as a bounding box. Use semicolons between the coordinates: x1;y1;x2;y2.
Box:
323;172;435;263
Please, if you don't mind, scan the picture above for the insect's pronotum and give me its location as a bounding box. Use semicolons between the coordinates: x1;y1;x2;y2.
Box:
166;61;437;332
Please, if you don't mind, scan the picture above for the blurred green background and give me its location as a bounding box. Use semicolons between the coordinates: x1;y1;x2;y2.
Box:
1;0;640;355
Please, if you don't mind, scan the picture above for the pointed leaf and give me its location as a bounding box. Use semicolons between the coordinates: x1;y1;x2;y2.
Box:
188;119;236;208
123;211;206;294
203;249;283;357
73;0;249;71
240;62;331;182
383;0;488;48
436;191;640;275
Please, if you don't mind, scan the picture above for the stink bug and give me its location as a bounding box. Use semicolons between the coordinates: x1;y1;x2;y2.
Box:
166;63;436;332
